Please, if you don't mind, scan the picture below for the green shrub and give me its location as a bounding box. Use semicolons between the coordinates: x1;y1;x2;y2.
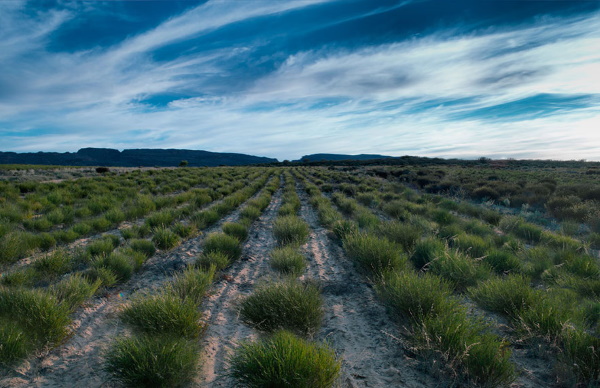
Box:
0;321;29;364
145;210;175;228
84;266;118;288
197;251;230;271
431;209;457;226
343;233;407;275
376;221;421;252
428;249;491;291
270;247;306;277
222;222;248;242
128;239;156;258
87;238;116;257
92;252;134;282
0;287;70;345
483;250;522;273
561;329;600;384
171;222;196;238
452;233;491;258
121;292;202;338
203;233;242;261
51;274;101;312
331;219;358;240
152;227;181;250
469;275;538;318
376;271;457;322
240;206;261;221
382;200;408;219
169;266;215;305
273;216;310;246
355;209;380;229
105;209;125;224
410;237;445;269
230;330;340;388
239;281;323;336
33;250;72;278
105;335;199;388
38;232;57;251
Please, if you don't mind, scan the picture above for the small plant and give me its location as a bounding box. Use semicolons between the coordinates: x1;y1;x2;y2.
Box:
33;250;72;278
483;250;522;274
273;216;310;246
169;266;215;305
376;221;421;252
376;271;458;322
87;237;117;257
152;227;181;250
51;274;101;312
105;335;199;387
469;275;538;318
428;249;491;291
222;222;248;242
230;330;340;388
332;219;358;240
197;251;230;271
121;292;203;338
239;281;323;336
410;237;445;269
240;206;261;221
270;246;306;277
343;233;407;275
92;252;134;282
0;321;29;364
203;233;242;262
171;222;196;238
128;239;156;258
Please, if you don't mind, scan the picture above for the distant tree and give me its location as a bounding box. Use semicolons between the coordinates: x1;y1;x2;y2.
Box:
96;167;110;173
179;160;189;167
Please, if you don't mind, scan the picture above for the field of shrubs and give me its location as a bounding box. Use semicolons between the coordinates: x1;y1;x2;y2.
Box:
1;164;599;387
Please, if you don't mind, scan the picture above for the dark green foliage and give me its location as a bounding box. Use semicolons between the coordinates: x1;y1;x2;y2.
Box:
230;331;340;388
332;219;358;240
169;266;215;305
203;233;242;262
197;251;230;271
273;216;310;246
428;249;491;291
270;246;306;277
128;239;156;258
51;274;101;312
33;250;72;278
343;233;407;275
92;252;134;282
152;227;181;250
410;237;445;269
376;221;421;252
239;281;323;336
222;222;248;242
0;321;29;364
105;335;199;388
121;292;203;338
469;275;538;318
483;250;522;273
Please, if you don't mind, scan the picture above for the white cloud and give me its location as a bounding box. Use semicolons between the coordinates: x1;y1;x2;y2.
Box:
0;2;599;161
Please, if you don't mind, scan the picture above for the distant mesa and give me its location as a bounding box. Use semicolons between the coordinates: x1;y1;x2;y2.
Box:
298;153;393;162
0;147;277;167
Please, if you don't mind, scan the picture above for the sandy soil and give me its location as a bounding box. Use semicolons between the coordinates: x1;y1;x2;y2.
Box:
0;185;270;388
297;186;438;388
197;186;283;387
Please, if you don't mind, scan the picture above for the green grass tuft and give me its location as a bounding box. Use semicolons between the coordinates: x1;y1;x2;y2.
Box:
269;246;306;277
343;233;407;275
203;233;242;262
273;216;310;246
230;330;340;388
239;281;323;336
222;222;248;242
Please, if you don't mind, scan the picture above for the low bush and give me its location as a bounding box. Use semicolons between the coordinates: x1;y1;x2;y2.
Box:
152;227;181;250
121;292;203;338
128;239;156;258
197;251;230;271
92;252;134;282
469;275;538;318
332;219;358;240
239;281;323;336
0;321;29;364
171;222;196;238
169;266;215;305
483;250;522;274
376;271;457;322
344;233;407;275
33;250;72;278
203;233;242;262
51;274;101;312
105;335;199;387
273;216;309;246
230;330;340;388
428;249;491;291
270;247;306;277
376;221;421;252
410;237;445;269
222;222;248;242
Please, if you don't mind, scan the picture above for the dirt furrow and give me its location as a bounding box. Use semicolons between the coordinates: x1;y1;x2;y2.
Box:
198;186;283;387
0;187;269;388
297;186;437;388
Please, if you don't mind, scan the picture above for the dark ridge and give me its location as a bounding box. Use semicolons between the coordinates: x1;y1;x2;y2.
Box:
0;148;278;167
297;153;393;162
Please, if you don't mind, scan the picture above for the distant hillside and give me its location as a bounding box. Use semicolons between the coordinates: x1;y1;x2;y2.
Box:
0;148;277;167
298;153;393;162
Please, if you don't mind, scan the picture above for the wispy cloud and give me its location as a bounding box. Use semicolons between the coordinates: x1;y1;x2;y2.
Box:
0;1;598;160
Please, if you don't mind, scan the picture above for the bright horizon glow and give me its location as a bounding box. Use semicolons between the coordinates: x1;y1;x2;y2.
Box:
1;0;599;161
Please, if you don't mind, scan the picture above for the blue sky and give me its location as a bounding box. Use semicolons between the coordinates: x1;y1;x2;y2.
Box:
1;0;599;161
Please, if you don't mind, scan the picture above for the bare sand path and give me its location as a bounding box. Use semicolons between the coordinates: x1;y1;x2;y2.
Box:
198;185;283;387
297;185;437;388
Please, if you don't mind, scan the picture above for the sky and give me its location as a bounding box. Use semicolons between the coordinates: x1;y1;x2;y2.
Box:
1;0;599;161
